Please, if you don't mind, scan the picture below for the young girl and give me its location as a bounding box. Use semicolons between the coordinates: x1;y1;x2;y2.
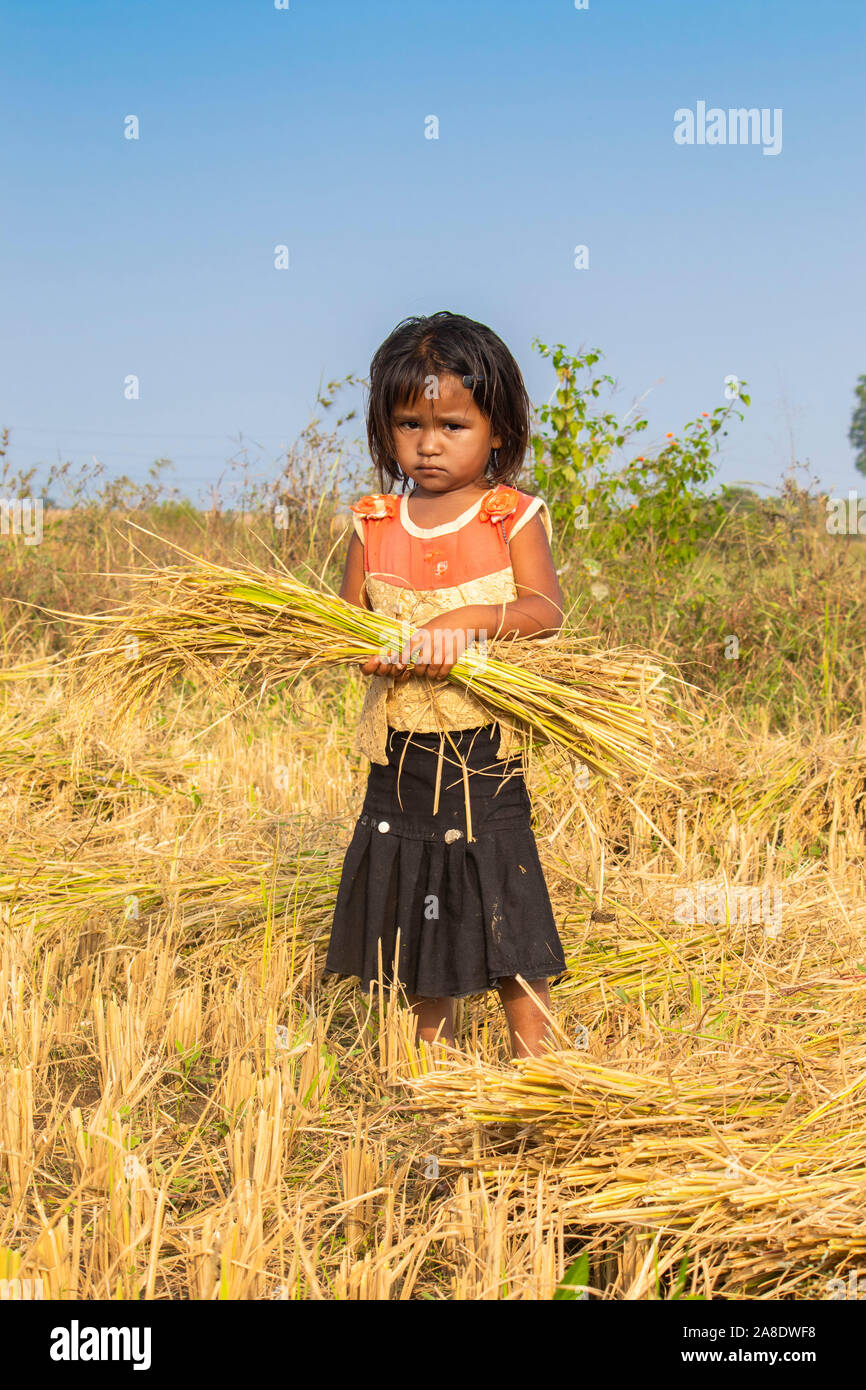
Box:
323;311;568;1058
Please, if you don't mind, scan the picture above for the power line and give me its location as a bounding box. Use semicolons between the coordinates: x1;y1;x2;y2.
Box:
7;425;294;442
17;451;265;463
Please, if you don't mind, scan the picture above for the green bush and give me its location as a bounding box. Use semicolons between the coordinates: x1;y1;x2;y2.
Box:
530;341;750;568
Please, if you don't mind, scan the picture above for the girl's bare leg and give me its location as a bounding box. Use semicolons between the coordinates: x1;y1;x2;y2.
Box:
406;993;456;1056
497;977;556;1058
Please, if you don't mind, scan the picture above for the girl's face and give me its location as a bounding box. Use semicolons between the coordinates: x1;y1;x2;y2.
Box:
390;372;502;495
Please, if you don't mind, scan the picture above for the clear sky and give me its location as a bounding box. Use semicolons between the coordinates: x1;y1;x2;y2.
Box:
2;0;864;505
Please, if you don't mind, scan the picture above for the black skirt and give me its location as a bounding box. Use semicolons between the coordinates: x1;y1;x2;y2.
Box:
322;723;568;1000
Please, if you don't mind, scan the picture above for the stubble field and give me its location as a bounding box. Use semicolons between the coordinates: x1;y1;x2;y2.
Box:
1;478;864;1300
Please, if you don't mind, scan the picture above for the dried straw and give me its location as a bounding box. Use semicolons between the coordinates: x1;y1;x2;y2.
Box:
64;534;682;789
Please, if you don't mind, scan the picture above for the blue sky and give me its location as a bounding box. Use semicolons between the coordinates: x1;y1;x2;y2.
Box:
1;0;864;505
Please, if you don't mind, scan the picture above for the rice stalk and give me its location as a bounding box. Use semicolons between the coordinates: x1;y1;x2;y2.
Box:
62;539;683;787
0;846;339;940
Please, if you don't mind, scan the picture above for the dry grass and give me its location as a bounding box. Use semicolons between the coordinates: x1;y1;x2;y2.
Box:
64;537;679;785
1;649;864;1300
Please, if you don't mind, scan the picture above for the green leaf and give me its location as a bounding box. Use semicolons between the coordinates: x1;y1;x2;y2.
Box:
553;1252;590;1300
670;1254;690;1299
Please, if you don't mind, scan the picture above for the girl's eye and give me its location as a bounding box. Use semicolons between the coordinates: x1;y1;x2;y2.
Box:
395;421;464;431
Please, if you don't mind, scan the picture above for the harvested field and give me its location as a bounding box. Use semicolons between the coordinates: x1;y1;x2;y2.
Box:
1;486;865;1300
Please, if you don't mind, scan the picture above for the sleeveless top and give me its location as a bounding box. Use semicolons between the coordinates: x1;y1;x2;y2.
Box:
349;483;554;765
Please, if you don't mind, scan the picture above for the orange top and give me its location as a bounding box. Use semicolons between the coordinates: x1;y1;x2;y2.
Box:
348;483;554;765
352;484;546;590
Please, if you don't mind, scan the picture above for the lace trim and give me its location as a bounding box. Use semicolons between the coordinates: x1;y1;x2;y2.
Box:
353;570;522;765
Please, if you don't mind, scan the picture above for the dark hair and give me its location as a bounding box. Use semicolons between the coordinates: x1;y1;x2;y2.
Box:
366;311;532;493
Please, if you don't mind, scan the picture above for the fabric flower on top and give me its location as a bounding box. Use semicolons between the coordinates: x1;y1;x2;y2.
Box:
478;484;519;523
350;493;400;520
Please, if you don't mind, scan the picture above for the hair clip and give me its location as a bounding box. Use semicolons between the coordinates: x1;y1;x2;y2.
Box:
462;374;485;389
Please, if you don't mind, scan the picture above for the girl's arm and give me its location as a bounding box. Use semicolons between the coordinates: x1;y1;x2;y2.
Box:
339;532;372;610
342;530;402;682
366;513;564;683
459;510;564;641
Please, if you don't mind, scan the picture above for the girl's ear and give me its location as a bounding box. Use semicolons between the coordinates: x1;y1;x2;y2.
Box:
490;432;502;449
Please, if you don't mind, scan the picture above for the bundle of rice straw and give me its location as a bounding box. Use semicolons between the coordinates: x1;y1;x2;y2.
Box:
0;841;339;943
67;538;681;788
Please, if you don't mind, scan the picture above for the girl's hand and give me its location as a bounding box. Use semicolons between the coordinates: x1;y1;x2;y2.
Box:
397;610;485;680
359;608;484;683
401;616;462;680
359;648;414;684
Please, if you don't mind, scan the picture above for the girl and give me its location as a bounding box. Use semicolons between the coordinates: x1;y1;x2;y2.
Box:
322;311;568;1058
